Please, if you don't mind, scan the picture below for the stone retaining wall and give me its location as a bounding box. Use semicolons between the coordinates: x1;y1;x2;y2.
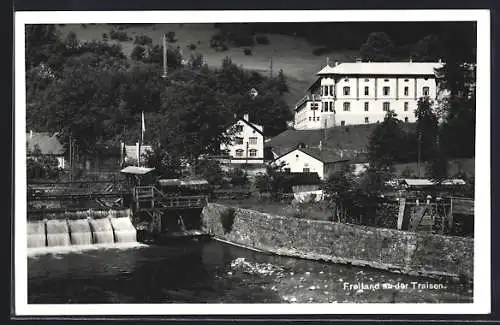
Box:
201;203;473;280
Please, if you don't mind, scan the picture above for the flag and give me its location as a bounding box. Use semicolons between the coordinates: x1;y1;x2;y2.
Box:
141;111;146;144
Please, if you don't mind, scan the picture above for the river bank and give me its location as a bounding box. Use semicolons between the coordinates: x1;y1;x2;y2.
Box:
201;203;474;282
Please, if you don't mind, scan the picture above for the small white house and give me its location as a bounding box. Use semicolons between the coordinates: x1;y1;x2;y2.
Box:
220;114;265;165
273;147;348;180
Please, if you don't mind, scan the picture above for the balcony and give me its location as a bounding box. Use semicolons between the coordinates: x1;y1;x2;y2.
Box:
295;94;323;111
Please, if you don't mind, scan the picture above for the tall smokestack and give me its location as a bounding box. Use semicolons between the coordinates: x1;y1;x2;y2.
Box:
162;33;168;78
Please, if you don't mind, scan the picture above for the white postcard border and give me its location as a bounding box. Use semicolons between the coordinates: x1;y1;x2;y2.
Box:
14;9;491;315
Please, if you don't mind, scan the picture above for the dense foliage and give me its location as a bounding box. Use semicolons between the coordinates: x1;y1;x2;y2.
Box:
25;26;292;165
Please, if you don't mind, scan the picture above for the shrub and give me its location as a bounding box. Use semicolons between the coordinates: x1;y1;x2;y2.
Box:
210;33;229;52
255;35;270;45
312;47;331;56
188;52;204;68
243;48;252;56
165;31;177;43
130;45;146;61
186;43;197;51
134;35;153;46
109;30;132;42
229;168;249;187
220;207;236;234
401;166;416;178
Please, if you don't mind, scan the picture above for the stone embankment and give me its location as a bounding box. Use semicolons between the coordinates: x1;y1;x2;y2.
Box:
201;203;473;280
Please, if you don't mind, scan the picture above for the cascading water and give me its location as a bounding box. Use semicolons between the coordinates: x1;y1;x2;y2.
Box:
89;218;115;244
110;217;137;243
27;221;46;248
27;209;138;251
67;219;93;245
46;220;71;247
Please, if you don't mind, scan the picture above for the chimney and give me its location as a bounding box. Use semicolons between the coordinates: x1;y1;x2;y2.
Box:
340;150;343;159
326;57;330;66
438;58;442;63
335;61;339;66
319;140;323;151
409;58;413;63
243;113;249;122
30;130;33;139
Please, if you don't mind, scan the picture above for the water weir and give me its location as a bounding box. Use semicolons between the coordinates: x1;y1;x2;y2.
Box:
27;214;137;249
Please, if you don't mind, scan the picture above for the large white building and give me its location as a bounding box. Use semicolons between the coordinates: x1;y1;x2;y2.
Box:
294;60;444;130
220;114;265;165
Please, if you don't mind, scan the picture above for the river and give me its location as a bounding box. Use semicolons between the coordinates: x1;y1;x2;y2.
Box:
28;240;472;304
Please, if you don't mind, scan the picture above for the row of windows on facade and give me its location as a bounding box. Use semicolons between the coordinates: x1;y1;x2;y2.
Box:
229;149;258;157
234;137;258;145
306;116;410;124
316;101;411;113
322;85;430;97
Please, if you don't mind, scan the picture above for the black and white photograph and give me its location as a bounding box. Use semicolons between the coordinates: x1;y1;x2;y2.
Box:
14;9;491;316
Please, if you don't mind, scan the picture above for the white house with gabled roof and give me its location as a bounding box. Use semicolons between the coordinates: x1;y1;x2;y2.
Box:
220;114;265;165
273;147;350;180
294;60;444;130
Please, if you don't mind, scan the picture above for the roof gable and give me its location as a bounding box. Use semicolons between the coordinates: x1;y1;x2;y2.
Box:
239;118;264;135
274;147;345;164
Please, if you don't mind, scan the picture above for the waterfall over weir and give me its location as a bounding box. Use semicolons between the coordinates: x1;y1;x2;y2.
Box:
27;214;137;249
89;218;115;244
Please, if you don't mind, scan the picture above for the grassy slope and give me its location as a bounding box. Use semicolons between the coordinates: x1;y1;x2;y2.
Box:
59;23;358;109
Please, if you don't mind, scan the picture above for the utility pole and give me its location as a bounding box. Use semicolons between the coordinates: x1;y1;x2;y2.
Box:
269;56;273;78
69;135;72;182
417;132;422;178
323;118;327;150
162;33;168;78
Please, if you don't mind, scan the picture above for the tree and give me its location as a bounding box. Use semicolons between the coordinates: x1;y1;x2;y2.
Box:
410;34;444;62
188;52;204;68
143;45;183;70
440;95;475;158
229;167;249;187
31;60;126;155
195;158;225;186
275;69;289;94
254;162;288;198
25;24;65;70
367;110;406;169
415;97;439;161
360;32;395;62
143;144;182;179
130;45;146;61
426;142;448;181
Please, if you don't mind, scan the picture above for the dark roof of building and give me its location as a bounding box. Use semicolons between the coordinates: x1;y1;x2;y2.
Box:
26;132;64;155
267;123;416;156
300;147;347;163
239;118;264;136
283;172;322;186
274;147;348;164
